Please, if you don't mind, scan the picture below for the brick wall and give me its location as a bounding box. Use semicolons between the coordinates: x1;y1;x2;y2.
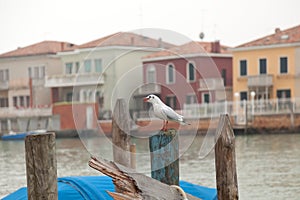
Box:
53;103;98;130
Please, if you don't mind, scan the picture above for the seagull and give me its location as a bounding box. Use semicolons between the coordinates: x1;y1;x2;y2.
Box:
143;94;190;131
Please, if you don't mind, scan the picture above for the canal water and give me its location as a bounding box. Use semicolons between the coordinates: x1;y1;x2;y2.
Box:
0;133;299;199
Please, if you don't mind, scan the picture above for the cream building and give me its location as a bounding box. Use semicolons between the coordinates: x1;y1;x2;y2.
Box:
45;32;174;119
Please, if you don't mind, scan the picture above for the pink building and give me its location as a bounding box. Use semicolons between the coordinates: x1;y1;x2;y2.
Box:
141;41;232;110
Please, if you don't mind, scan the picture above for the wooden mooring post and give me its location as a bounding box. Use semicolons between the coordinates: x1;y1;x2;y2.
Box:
25;132;57;200
112;99;131;167
149;129;179;185
215;114;239;200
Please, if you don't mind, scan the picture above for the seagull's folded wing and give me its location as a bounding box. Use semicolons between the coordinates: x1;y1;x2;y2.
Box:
161;106;182;121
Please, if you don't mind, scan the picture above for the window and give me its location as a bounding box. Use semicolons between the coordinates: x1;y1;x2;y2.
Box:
202;93;210;103
277;89;291;98
28;66;45;79
13;96;18;107
0;98;8;107
66;92;73;102
280;57;288;74
26;96;30;107
65;63;73;74
240;91;248;100
186;94;197;104
0;69;9;81
165;96;176;109
94;59;102;73
84;60;92;72
147;65;156;83
187;62;196;82
75;62;80;73
240;60;247;76
19;96;24;107
34;67;39;78
259;58;267;74
28;68;32;78
40;66;45;78
221;69;227;86
166;64;175;84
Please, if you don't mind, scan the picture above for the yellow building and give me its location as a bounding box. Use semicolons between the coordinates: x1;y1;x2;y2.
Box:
232;25;300;101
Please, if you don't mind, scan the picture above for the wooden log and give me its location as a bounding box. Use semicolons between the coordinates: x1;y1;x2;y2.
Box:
89;156;200;200
112;99;131;167
130;144;136;169
149;129;179;186
215;114;239;200
25;132;57;200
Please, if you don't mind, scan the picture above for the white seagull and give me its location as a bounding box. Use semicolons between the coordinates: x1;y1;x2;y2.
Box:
143;94;190;131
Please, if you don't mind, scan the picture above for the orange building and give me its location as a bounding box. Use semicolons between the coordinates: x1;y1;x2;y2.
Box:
232;25;300;101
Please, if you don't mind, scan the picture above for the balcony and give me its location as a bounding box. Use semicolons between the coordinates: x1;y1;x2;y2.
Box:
247;75;273;87
0;81;8;90
9;78;29;89
137;83;161;95
199;78;224;91
45;73;105;87
0;106;52;118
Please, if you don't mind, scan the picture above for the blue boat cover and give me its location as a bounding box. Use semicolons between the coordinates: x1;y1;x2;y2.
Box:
3;176;217;200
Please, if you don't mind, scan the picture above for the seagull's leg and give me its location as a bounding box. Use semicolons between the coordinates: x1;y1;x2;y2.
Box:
162;120;167;131
165;120;168;130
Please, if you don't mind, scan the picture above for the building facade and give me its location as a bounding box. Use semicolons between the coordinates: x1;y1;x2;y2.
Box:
45;32;174;125
140;41;232;110
0;41;75;133
232;25;300;101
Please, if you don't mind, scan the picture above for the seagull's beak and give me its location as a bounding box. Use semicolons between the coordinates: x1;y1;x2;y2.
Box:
143;97;149;102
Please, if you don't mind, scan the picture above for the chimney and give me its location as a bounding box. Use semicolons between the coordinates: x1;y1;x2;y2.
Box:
158;37;163;48
275;28;281;34
211;40;221;53
131;37;135;45
61;42;64;51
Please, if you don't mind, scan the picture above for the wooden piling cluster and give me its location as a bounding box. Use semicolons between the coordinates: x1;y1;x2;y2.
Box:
23;98;239;200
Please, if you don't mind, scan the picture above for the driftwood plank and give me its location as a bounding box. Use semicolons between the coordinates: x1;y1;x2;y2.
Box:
215;114;239;200
89;156;200;200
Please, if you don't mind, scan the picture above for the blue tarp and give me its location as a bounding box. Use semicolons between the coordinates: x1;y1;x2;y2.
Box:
3;176;217;200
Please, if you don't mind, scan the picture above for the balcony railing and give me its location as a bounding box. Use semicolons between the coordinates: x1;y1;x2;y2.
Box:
45;73;104;87
137;83;161;95
199;78;224;91
0;106;52;118
9;78;30;89
0;81;8;90
248;75;273;87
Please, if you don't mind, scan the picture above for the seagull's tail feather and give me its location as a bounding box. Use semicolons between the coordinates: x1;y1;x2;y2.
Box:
179;117;191;125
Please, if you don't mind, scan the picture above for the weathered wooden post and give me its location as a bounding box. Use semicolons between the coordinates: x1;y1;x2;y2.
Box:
112;99;131;166
215;114;239;200
149;129;179;185
25;132;57;200
130;144;136;169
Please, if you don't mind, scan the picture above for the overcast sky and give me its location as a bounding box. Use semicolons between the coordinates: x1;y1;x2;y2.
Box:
0;0;299;53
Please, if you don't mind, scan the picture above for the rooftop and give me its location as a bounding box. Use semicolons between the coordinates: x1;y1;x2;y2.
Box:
143;41;231;59
0;41;77;58
236;24;300;48
78;32;175;49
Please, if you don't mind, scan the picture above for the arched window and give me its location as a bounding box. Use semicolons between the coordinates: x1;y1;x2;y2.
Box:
147;65;156;83
166;63;175;84
186;62;196;82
